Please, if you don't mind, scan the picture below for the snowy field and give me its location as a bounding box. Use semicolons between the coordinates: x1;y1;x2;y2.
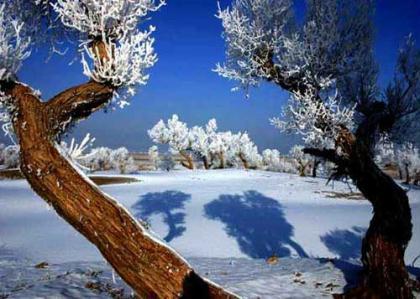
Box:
1;169;419;298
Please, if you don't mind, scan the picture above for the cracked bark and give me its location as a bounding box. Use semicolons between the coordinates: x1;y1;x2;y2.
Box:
1;81;236;298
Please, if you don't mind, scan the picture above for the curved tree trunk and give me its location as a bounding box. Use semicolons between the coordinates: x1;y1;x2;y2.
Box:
346;146;413;298
4;82;236;298
306;129;413;298
180;151;194;170
263;46;414;297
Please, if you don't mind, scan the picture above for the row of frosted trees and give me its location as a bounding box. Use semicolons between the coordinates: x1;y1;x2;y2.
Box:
149;114;283;171
1;0;419;298
0;135;137;174
3;120;420;182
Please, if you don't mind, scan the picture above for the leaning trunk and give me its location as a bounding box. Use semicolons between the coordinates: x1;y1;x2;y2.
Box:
180;151;194;170
6;82;235;298
333;131;413;298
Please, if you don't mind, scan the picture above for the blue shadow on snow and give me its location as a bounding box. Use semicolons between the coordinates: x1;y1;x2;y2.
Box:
204;190;307;259
132;191;191;242
320;226;367;260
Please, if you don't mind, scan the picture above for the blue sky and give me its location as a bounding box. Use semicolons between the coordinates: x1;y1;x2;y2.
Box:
5;0;420;152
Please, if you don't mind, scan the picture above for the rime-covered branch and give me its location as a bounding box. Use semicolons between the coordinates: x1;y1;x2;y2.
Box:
0;4;31;81
52;0;163;106
45;81;115;138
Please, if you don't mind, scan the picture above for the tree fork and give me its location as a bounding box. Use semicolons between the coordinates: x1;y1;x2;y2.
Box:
180;151;194;170
4;82;236;298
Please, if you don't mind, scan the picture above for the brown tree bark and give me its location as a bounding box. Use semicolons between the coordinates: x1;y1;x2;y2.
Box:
218;152;225;169
2;81;236;298
306;128;413;298
297;160;309;177
238;153;249;170
258;50;414;297
180;150;195;170
202;156;211;170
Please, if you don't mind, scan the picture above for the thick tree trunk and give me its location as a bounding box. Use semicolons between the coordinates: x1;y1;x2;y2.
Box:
4;82;236;298
346;151;413;298
265;47;414;297
180;151;194;170
306;129;413;298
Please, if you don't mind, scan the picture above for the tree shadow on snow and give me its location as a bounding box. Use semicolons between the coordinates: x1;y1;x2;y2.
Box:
132;191;191;242
204;190;307;259
320;226;367;260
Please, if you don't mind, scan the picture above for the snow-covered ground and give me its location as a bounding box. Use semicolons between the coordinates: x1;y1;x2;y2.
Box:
1;169;419;298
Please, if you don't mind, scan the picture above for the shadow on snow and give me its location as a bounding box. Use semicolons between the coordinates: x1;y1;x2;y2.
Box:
320;226;367;260
132;191;191;242
204;190;307;259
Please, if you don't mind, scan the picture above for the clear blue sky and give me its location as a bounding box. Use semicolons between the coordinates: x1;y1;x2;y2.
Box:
5;0;420;152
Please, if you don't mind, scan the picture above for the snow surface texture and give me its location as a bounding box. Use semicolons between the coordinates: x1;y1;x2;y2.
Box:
0;248;364;299
0;169;419;298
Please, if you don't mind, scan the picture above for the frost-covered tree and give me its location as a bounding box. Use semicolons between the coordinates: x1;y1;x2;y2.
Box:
110;147;137;174
229;132;262;169
189;119;218;169
149;116;263;170
218;0;420;296
396;143;420;185
159;152;176;171
148;115;196;169
0;1;233;296
208;131;234;168
147;145;159;170
375;135;396;168
84;146;113;171
262;148;296;173
289;145;310;177
0;144;19;169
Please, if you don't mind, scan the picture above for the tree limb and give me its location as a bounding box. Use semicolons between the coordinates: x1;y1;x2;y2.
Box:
45;81;115;138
